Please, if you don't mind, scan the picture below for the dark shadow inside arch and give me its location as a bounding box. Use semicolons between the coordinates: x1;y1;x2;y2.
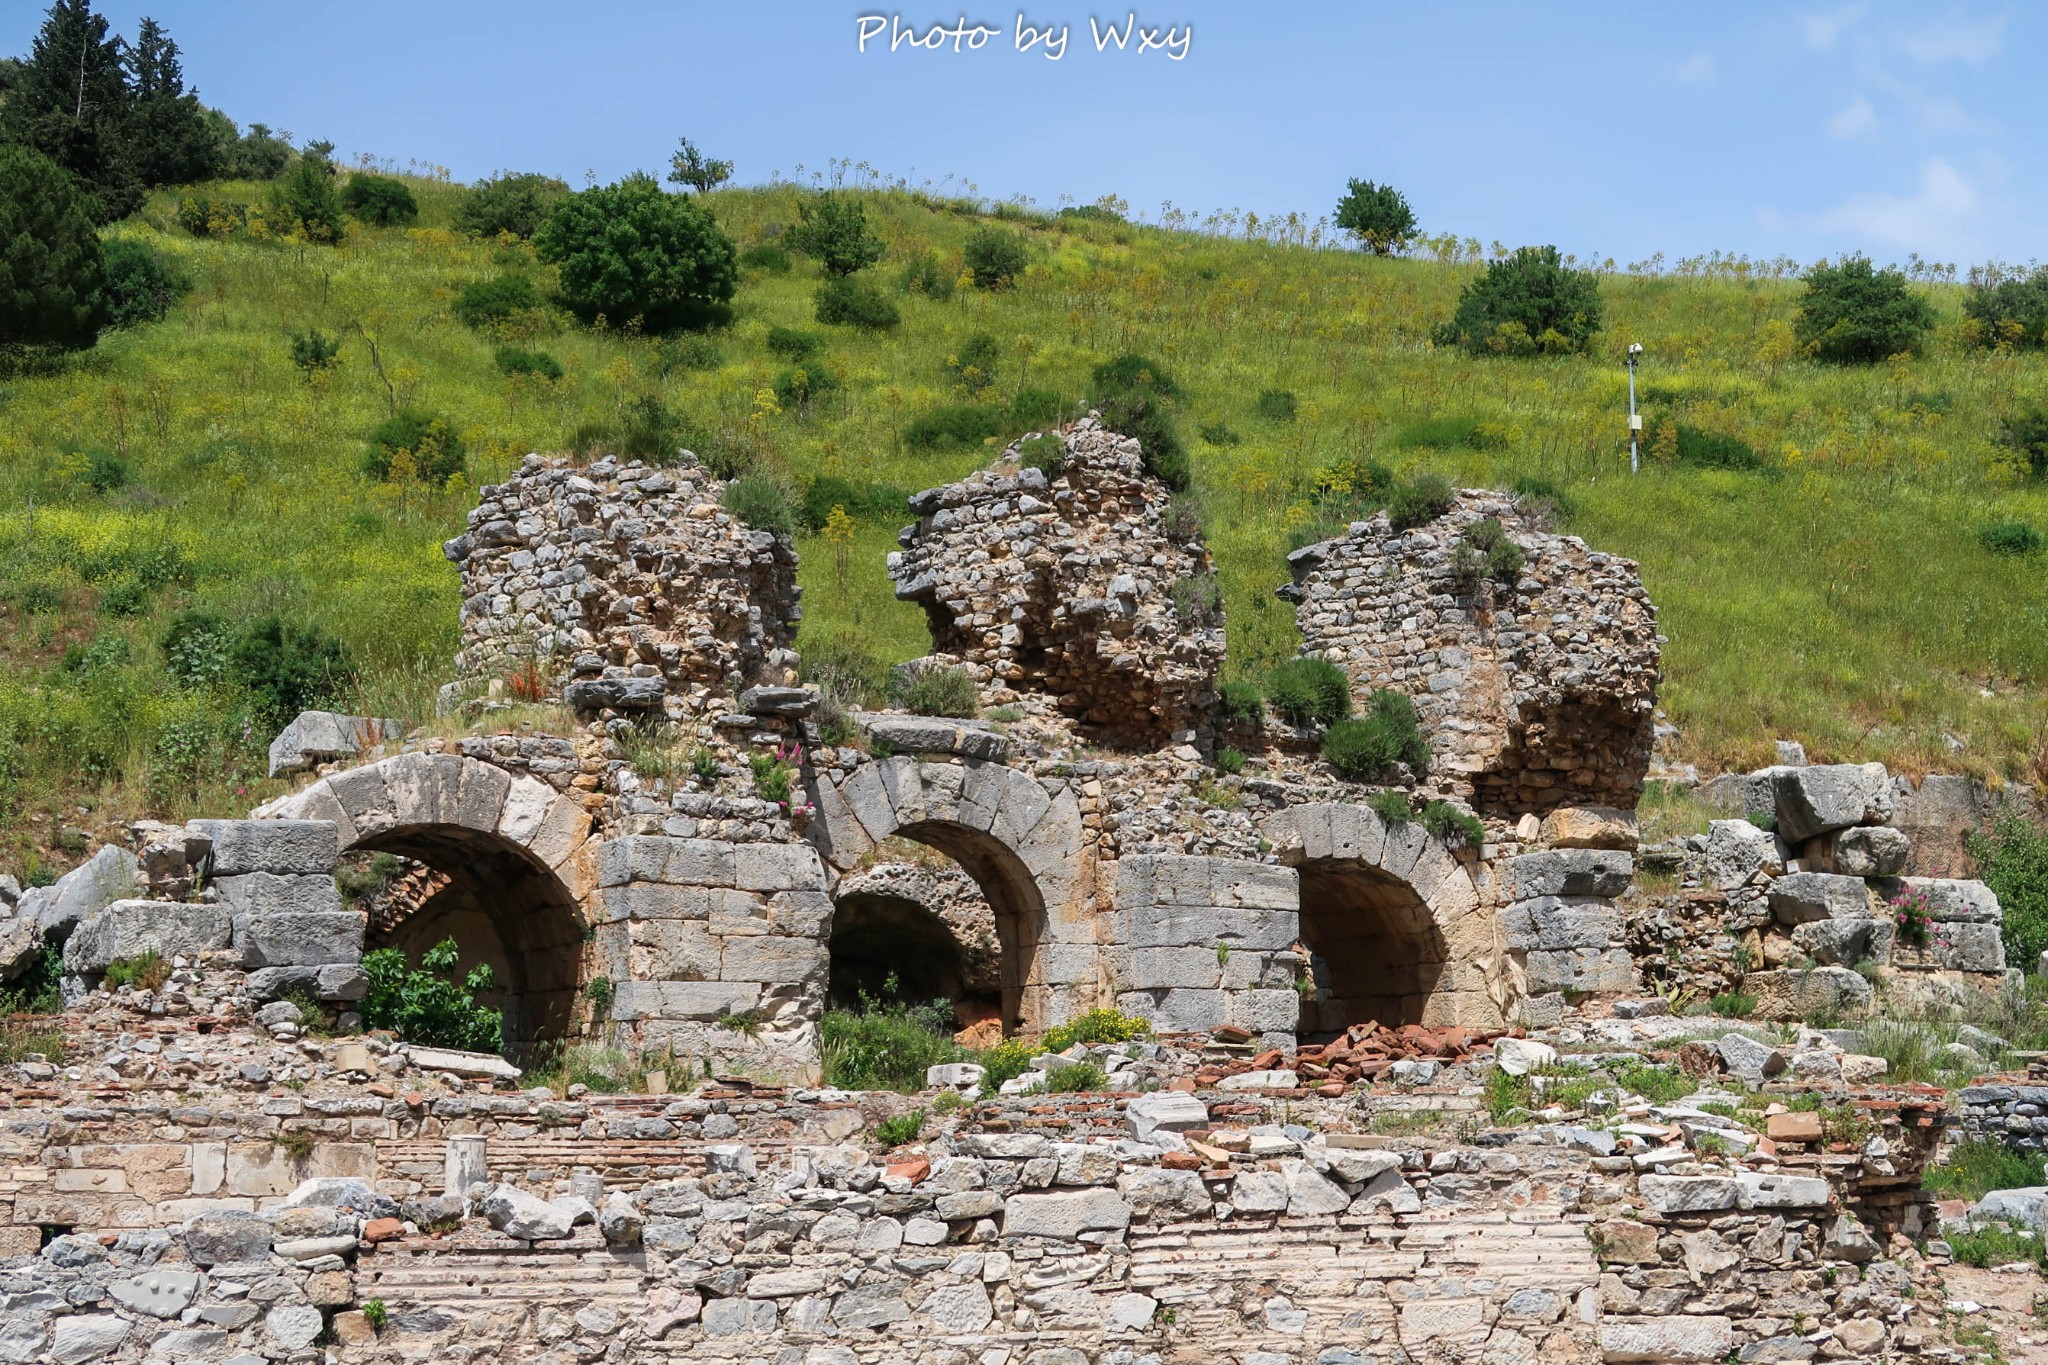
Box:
351;824;584;1053
858;819;1046;1035
1294;859;1446;1036
827;893;980;1016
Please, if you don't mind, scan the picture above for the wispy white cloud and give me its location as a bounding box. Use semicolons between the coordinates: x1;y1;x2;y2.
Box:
1895;10;2005;63
1810;158;1981;254
1673;51;1716;86
1801;4;1866;50
1827;95;1878;138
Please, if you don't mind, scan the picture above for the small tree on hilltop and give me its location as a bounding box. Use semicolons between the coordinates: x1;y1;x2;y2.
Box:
1794;255;1934;364
667;136;733;194
535;172;739;330
1335;178;1417;256
1435;245;1603;356
0;145;108;355
267;142;345;243
454;171;568;239
1963;263;2048;351
787;192;884;276
340;172;419;227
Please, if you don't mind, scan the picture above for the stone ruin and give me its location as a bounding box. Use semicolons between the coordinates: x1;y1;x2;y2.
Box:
1285;489;1662;816
889;417;1226;747
0;419;2037;1363
442;453;801;715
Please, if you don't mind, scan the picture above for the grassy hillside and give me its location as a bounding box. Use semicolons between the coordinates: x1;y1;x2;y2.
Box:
3;171;2047;874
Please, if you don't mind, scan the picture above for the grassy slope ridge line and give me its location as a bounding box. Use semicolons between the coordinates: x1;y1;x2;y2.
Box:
3;173;2047;872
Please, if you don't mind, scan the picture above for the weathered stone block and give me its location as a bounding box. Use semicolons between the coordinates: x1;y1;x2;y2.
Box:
1742;966;1872;1020
596;836;737;888
214;871;343;917
1803;825;1909;877
1499;848;1633;900
1499;896;1622;951
1599;1315;1733;1363
1003;1187;1132;1239
233;912;364;968
1768;872;1872;925
190;819;338;876
1771;763;1895;842
611;979;762;1021
65;901;232;973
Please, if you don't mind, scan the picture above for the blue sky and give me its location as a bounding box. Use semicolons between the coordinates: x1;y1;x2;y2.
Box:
16;2;2042;266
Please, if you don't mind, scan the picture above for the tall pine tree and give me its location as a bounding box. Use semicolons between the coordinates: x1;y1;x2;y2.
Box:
126;17;219;187
0;0;141;223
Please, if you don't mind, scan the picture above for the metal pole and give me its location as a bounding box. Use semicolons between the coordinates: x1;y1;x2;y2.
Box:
1627;351;1640;475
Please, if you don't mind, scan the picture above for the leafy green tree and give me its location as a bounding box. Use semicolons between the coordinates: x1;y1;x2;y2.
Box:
362;410;466;485
454;171;568;239
1794;255;1934;364
124;17;219;187
267;143;344;242
667;136;733;194
534;172;738;330
228;616;356;729
1435;245;1603;356
99;236;189;327
359;938;504;1053
0;0;141;222
1334;178;1417;255
962;226;1026;289
787;192;884;276
210;116;294;180
1964;265;2048;350
0;145;107;353
340;173;418;226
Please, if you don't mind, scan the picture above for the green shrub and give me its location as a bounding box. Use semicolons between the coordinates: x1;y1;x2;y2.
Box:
361;1298;389;1333
1924;1138;2047;1200
766;325;825;361
659;334;723;373
822;1002;961;1092
1322;689;1429;780
99;239;190;329
1948;1220;2048;1270
1218;680;1264;728
0;146;106;352
453;274;545;331
1663;422;1764;472
1091;354;1187;490
0;945;63;1015
803;634;889;737
1511;475;1576;522
1046;1062;1107;1092
1368;789;1415;823
787;192;885;276
1334;178;1418;255
230;616;357;729
772;363;840;411
1435;245;1603;356
816;274;901;329
1979;521;2043;556
963;226;1027;289
1998;406;2048;480
723;471;799;536
1199;421;1242;446
535;172;738;331
617;393;690;460
892;661;978;718
1796;255;1935;364
1451;518;1524;593
740;243;793;273
1387;473;1455;530
1092;352;1183;398
1169;572;1222;628
493;346;562;381
360;938;504;1053
896;249;955;299
455;171;569;239
801;476;909;530
1215;747;1245;775
1010;388;1067;427
1041;1007;1150;1050
103;950;169;991
1609;1060;1693;1104
1963;265;2048;350
362;411;465;485
947;332;1000;390
341;173;419;226
1267;657;1352;727
978;1038;1036;1096
874;1110;925;1146
1253;389;1297;422
1018;432;1065;476
267;148;345;243
1710;991;1758;1018
288;328;341;373
1969;809;2048;969
1419;799;1484;847
161;610;233;687
905;404;1004;451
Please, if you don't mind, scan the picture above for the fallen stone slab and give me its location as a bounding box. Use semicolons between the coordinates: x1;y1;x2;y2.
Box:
1772;763;1895;842
409;1046;522;1080
481;1184;574;1240
266;711;402;778
1973;1187;2048;1231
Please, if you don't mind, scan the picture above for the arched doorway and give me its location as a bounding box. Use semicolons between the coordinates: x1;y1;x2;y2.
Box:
265;752;596;1051
1262;801;1506;1032
806;754;1089;1034
825;854;1002;1034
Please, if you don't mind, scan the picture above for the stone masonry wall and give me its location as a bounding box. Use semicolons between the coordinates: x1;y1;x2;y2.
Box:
1285;490;1661;817
442;453;801;717
890;418;1226;748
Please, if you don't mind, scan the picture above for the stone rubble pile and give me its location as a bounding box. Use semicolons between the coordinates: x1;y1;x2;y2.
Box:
442;453;801;718
889;418;1226;748
1285;489;1662;816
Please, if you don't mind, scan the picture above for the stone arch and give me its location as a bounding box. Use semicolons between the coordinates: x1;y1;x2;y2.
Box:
267;752;597;1048
807;754;1093;1033
1262;803;1505;1032
825;860;1001;1028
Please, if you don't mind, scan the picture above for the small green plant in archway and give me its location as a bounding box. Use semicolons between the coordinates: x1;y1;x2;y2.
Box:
359;938;504;1053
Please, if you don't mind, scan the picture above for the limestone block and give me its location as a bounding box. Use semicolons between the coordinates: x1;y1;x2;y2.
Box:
1637;1176;1738;1213
1704;819;1775;891
1500;896;1622;951
1002;1188;1132;1239
1873;876;2002;924
266;710;401;778
190;819;338;876
1803;825;1909;877
718;934;826;984
233;911;363;968
1118;1168;1213;1220
1768;872;1873;925
65;901;231;973
611;979;761;1021
481;1183;574;1239
733;842;826;893
597;835;738;888
1771;763;1895;842
1499;848;1633;900
1125;1091;1208;1141
1599;1315;1733;1362
1522;947;1637;994
214;871;343;917
1539;805;1638;850
1792;915;1894;967
244;963;369;1002
1121;903;1300;952
1735;1172;1831;1209
16;844;136;939
1742;966;1873;1020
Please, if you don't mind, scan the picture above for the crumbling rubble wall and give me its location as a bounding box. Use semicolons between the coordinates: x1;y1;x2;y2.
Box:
442;453;801;716
1285;490;1661;817
889;418;1226;747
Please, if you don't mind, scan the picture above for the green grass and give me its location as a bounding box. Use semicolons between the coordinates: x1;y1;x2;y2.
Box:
1924;1139;2048;1201
1949;1220;2048;1270
7;174;2048;869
